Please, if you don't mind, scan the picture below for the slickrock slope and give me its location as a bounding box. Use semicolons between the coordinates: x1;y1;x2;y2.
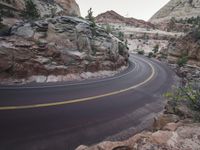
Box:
0;16;128;84
150;0;200;23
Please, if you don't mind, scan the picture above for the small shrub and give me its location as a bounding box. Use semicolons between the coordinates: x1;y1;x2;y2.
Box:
118;42;125;56
148;52;153;58
105;24;112;33
165;82;200;111
177;55;188;67
0;25;10;36
137;50;144;55
21;0;40;19
152;44;159;54
118;31;124;41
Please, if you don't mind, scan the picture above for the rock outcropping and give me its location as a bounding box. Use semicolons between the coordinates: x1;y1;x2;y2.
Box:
76;95;200;150
167;30;200;66
76;122;200;150
150;0;200;23
4;0;80;17
0;16;128;84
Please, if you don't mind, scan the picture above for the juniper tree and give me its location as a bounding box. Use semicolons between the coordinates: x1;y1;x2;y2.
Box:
21;0;40;19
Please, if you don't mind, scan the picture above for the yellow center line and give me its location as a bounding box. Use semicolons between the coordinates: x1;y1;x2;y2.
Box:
0;59;156;111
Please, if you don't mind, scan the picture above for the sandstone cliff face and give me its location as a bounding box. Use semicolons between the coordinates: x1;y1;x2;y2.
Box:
96;10;155;29
150;0;200;23
10;0;80;17
167;30;200;66
0;16;128;84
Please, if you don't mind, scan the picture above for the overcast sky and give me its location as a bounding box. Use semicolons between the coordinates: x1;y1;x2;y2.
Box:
76;0;170;21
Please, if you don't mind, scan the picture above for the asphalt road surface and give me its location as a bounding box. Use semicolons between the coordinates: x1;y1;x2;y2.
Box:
0;54;175;150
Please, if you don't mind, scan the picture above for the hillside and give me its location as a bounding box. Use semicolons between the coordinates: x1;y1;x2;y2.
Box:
96;10;155;29
150;0;200;23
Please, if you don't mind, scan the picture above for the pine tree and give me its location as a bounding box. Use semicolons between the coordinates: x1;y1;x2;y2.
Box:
21;0;40;19
0;7;3;26
85;8;96;27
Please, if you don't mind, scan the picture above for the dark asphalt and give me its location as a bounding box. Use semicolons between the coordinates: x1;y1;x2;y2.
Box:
0;55;175;150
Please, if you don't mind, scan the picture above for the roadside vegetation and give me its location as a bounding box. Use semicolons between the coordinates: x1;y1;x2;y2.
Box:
165;80;200;121
177;55;188;67
137;50;144;55
175;16;200;27
21;0;40;19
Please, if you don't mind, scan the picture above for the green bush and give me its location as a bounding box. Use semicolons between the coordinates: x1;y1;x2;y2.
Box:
152;44;159;54
105;24;112;33
177;56;188;67
21;0;40;19
137;50;144;55
0;25;10;36
118;42;125;56
148;52;153;58
165;82;200;111
118;31;124;41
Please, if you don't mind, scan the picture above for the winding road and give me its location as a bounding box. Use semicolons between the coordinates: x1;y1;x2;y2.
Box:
0;54;174;150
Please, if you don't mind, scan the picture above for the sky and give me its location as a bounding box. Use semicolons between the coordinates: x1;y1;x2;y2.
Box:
76;0;170;21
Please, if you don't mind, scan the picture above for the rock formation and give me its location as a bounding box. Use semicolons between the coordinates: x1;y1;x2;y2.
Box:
150;0;200;23
0;16;128;84
76;122;200;150
166;30;200;66
2;0;80;17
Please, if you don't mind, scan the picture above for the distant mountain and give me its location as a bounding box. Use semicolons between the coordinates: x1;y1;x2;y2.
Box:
150;0;200;23
96;10;155;29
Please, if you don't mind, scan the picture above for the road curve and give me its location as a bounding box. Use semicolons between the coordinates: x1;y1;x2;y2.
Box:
0;54;175;150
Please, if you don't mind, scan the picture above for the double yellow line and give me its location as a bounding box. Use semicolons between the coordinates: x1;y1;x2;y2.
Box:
0;59;155;111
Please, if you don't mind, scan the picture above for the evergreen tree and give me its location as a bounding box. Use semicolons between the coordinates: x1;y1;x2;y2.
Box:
0;12;2;23
85;8;95;27
0;7;3;26
21;0;40;19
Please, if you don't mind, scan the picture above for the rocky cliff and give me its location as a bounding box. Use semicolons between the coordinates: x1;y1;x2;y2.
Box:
167;30;200;66
5;0;80;17
150;0;200;23
0;16;128;84
96;10;155;29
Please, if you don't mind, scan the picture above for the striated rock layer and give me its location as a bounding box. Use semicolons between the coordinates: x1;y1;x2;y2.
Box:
0;16;129;84
166;30;200;66
150;0;200;23
5;0;80;17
